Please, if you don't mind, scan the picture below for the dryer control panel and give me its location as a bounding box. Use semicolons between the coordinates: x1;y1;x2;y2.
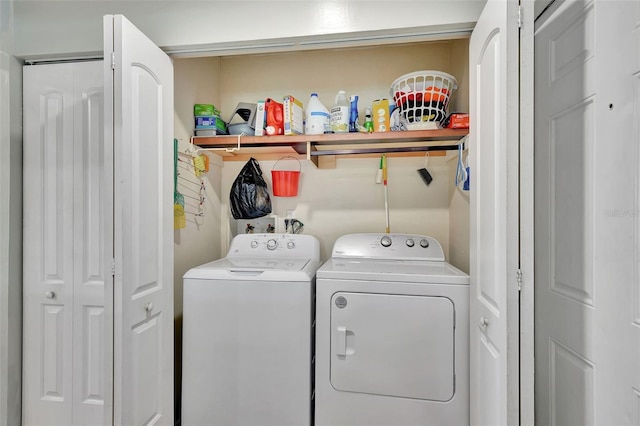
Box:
228;233;321;260
331;233;445;261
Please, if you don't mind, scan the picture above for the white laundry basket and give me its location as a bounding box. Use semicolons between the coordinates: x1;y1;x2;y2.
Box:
390;70;458;129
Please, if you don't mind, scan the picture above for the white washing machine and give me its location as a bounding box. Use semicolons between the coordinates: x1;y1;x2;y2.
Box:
181;233;320;426
314;233;469;426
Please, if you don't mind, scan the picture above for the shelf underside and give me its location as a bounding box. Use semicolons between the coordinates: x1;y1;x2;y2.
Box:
191;129;468;168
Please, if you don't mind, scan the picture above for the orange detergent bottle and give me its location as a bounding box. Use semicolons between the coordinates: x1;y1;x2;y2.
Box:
265;98;284;135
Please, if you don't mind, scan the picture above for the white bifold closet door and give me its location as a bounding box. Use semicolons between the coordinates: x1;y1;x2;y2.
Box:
105;14;175;426
535;1;640;424
468;1;522;425
22;14;174;426
23;61;107;426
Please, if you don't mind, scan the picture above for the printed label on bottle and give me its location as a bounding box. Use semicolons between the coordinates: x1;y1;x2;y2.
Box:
330;106;349;133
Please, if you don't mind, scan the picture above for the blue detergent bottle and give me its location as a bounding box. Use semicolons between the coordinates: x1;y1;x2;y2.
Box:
349;95;359;132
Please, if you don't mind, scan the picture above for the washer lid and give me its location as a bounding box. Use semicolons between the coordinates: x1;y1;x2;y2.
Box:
317;258;469;285
183;257;315;281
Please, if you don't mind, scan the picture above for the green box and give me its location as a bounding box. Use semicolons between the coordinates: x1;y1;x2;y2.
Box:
194;103;221;117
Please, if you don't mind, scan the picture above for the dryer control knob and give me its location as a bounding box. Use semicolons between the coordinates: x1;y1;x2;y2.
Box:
287;241;295;249
420;238;430;248
380;236;392;247
267;239;278;250
406;238;415;247
251;240;259;249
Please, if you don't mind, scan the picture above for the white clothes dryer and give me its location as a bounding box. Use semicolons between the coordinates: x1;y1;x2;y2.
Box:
181;233;320;426
314;233;469;426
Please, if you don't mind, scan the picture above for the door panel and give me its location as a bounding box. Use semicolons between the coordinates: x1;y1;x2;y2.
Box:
535;2;598;424
104;14;174;426
535;1;640;424
330;292;455;401
73;65;106;425
23;64;75;425
469;1;519;424
42;305;65;400
23;61;106;426
131;316;161;425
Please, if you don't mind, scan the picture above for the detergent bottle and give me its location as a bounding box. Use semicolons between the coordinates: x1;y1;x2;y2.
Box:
265;98;284;135
364;107;374;133
304;93;331;135
330;90;349;133
349;95;359;132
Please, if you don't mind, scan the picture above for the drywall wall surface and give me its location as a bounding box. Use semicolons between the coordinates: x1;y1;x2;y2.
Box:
173;57;224;318
174;57;221;143
0;49;23;426
449;38;470;113
12;1;485;60
448;151;470;273
0;0;11;53
222;156;452;262
217;41;459;124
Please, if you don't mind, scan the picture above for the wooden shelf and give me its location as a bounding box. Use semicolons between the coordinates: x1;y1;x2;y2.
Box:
190;128;468;168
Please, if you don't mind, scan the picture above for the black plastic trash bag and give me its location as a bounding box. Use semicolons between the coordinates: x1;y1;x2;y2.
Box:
230;157;272;219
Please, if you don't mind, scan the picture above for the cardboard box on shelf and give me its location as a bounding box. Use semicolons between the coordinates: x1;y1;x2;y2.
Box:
254;100;266;136
445;113;469;129
194;115;227;133
194;103;221;117
283;95;304;135
372;99;390;132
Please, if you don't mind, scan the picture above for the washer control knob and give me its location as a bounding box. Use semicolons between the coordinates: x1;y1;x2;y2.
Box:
251;241;259;249
420;238;430;248
406;238;415;247
287;241;295;249
380;236;392;247
267;239;278;250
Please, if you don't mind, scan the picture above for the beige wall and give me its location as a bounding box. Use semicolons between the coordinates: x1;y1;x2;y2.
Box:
218;41;467;126
221;155;455;263
448;151;470;274
449;38;470;113
173;57;224;318
211;40;470;267
174;40;471;269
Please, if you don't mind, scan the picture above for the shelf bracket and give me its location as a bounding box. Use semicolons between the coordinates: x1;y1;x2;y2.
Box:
306;141;319;168
190;134;243;153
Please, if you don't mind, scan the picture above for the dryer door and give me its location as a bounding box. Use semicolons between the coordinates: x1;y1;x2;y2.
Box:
330;292;455;401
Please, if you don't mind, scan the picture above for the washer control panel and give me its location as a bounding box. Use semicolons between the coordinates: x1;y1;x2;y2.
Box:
332;233;444;261
229;233;320;260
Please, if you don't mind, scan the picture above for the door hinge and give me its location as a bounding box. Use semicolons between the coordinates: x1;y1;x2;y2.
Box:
517;5;523;29
111;52;116;70
111;258;116;276
516;269;523;291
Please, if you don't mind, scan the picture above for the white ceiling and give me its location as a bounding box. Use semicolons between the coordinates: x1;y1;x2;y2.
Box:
12;0;488;61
